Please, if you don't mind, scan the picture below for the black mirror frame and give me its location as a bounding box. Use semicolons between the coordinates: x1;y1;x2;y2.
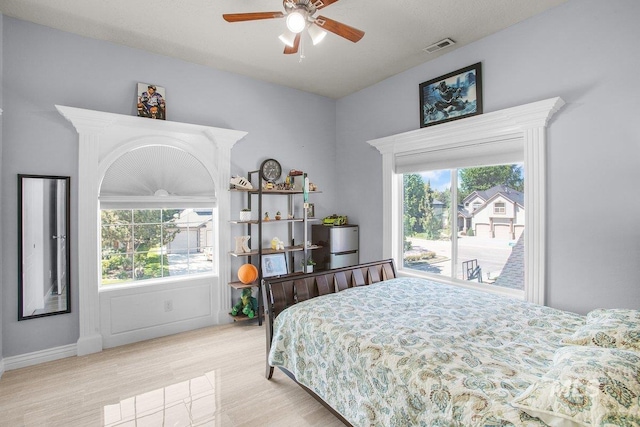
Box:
18;174;71;320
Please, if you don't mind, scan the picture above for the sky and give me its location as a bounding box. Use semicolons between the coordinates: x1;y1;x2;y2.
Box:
420;170;451;192
418;163;525;192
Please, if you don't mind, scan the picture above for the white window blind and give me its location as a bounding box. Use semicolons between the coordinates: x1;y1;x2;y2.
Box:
394;137;523;173
100;145;216;208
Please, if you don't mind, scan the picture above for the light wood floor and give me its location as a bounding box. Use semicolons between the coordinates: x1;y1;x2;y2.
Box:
0;323;345;427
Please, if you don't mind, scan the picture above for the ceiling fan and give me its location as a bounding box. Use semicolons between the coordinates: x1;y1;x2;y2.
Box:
223;0;365;55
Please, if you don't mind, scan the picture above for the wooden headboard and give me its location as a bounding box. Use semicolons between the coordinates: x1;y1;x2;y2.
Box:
262;259;396;379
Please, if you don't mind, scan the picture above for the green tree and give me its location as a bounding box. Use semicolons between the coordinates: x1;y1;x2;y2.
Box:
423;180;442;239
458;165;523;201
403;174;426;236
101;208;180;282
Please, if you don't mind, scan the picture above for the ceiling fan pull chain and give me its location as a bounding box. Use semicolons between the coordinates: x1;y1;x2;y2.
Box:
299;35;306;62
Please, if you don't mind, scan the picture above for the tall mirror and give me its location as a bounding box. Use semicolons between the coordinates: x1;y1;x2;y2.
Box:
18;174;71;320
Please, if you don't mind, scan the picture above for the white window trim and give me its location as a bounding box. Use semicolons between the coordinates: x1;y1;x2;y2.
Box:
56;105;247;355
367;97;564;305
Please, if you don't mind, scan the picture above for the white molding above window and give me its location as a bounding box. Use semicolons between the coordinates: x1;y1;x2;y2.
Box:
56;105;247;355
367;97;565;306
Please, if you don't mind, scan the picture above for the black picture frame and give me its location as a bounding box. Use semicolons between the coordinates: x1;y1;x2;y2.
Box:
18;174;71;320
419;62;483;128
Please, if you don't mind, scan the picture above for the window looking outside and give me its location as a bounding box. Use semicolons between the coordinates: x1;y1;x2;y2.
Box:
403;164;524;291
101;208;214;286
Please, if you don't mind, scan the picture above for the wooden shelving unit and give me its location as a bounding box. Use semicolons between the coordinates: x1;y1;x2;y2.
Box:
229;313;264;322
228;171;321;326
228;281;257;290
229;244;321;257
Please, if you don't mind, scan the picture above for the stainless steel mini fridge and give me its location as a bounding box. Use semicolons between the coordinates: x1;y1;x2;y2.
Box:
312;224;359;270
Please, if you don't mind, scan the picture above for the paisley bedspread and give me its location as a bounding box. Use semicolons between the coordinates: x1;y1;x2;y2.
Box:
268;277;585;427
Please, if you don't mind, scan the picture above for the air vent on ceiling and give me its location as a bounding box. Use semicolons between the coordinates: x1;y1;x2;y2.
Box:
423;38;456;54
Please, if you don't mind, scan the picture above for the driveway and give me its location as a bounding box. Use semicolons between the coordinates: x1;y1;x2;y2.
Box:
167;252;213;275
407;235;515;283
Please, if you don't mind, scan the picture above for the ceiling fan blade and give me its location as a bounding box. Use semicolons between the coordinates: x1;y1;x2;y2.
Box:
283;34;301;54
312;0;340;10
223;12;285;22
314;16;364;43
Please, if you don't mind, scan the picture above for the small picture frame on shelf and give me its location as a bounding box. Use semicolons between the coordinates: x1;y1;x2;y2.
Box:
136;83;166;120
262;253;288;278
306;203;315;218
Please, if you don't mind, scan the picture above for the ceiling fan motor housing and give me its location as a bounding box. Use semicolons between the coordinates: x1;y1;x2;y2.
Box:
223;0;364;54
284;0;317;19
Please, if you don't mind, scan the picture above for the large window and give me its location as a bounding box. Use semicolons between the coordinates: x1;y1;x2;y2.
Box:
403;164;524;291
369;97;565;304
101;208;214;286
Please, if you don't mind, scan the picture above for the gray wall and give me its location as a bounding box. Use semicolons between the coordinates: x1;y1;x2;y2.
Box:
336;0;640;314
0;16;337;357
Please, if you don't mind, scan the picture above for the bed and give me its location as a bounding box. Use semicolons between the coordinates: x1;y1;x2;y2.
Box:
262;260;640;427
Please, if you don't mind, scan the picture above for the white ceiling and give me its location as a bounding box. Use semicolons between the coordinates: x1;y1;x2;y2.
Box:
0;0;567;98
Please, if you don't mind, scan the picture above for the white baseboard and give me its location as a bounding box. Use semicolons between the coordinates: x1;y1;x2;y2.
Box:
102;316;214;349
76;333;103;356
3;343;77;372
0;358;5;378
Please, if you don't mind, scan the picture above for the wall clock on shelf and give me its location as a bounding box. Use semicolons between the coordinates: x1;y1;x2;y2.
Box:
260;158;282;182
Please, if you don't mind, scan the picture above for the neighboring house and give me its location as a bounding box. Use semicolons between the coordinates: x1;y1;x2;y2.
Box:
432;199;444;217
432;199;446;224
166;209;213;254
457;209;473;236
458;185;524;240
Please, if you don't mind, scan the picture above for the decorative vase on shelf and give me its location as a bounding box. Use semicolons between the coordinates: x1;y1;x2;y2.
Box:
239;210;251;222
302;258;316;273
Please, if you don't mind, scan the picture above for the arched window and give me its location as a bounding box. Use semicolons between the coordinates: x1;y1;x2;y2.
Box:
99;145;217;286
57;105;246;354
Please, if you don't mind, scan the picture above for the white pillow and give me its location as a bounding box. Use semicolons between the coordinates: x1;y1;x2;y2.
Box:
561;309;640;352
512;346;640;427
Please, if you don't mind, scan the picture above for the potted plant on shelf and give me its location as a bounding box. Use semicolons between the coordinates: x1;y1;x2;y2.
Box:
239;208;251;222
302;258;316;273
275;211;282;220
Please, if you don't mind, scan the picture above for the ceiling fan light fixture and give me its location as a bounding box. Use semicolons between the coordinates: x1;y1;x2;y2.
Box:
286;11;306;33
308;23;327;45
278;30;297;47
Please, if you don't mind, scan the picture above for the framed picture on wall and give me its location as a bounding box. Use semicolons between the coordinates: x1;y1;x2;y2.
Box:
136;83;166;120
419;62;482;128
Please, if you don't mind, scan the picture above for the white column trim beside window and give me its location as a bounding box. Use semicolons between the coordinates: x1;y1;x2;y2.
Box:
56;105;247;355
368;97;564;305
